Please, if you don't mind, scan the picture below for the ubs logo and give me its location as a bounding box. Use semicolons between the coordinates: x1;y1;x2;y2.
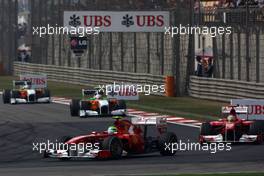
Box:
69;14;81;27
121;14;134;27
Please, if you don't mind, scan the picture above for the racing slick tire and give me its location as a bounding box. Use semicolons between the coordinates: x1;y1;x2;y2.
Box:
2;89;11;104
158;132;178;156
102;136;123;159
248;121;264;144
70;99;80;117
200;122;215;135
10;90;20;104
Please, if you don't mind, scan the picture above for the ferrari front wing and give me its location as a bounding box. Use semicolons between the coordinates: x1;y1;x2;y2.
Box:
200;134;260;143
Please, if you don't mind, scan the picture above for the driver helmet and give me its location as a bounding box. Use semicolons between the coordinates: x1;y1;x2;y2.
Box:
22;84;29;89
230;109;237;116
227;115;235;122
94;92;102;99
107;126;117;134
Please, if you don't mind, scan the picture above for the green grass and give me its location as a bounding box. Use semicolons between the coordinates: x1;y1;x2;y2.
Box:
0;76;227;120
147;173;264;176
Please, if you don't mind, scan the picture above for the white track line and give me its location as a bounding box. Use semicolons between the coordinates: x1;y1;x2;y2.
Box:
51;97;202;128
0;91;2;95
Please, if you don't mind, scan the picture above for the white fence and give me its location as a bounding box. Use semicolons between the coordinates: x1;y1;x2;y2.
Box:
13;62;165;95
189;76;264;102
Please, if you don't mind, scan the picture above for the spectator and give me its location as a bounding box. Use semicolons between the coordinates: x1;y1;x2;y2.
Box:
196;56;203;77
205;58;214;77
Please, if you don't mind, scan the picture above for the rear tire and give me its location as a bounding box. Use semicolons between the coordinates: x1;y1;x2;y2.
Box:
70;99;80;116
102;136;123;159
2;89;11;104
158;132;178;156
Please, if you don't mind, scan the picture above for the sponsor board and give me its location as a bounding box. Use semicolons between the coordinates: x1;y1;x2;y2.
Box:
20;74;47;89
231;99;264;120
64;11;170;32
106;84;139;100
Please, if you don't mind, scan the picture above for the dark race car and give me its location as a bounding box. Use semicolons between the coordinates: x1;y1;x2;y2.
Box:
44;116;178;159
70;89;126;117
199;106;264;144
2;80;50;104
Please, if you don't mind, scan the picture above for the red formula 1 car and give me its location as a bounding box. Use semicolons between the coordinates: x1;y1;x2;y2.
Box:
199;106;264;144
44;116;178;159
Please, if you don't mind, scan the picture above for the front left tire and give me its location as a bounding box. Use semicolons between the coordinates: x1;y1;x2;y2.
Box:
70;99;80;116
2;89;11;104
102;136;123;159
158;132;178;156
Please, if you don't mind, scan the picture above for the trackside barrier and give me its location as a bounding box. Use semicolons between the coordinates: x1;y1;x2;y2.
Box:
13;62;165;96
189;76;264;102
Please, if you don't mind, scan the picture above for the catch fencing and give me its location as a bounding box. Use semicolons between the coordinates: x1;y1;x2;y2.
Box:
196;7;264;83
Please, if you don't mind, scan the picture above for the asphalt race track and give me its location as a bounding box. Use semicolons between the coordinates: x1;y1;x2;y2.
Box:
0;97;264;176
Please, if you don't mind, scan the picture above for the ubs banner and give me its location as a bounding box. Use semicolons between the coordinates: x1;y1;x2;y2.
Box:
64;11;170;32
231;99;264;120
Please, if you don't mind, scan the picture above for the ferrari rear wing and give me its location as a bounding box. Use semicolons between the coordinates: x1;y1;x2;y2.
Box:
221;106;248;114
131;115;167;126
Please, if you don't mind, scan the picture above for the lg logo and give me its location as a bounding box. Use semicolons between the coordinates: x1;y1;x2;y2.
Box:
70;37;87;50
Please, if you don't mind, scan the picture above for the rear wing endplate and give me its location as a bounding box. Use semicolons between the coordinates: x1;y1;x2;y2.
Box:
221;106;248;114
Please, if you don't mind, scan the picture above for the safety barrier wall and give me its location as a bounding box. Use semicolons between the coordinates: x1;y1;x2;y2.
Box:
13;62;165;96
189;76;264;102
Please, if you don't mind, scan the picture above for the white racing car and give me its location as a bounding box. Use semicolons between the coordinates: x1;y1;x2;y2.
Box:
70;89;127;117
2;80;51;104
